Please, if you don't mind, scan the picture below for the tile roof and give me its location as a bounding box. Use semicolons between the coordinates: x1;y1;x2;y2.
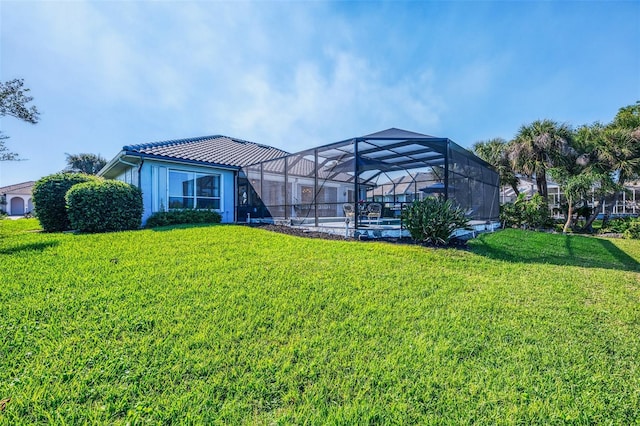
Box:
0;181;35;195
123;135;289;168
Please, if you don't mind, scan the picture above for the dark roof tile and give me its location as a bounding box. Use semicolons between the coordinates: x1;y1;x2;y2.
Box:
124;135;288;168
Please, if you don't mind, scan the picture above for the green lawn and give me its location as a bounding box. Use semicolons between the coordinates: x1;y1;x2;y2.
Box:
1;219;639;424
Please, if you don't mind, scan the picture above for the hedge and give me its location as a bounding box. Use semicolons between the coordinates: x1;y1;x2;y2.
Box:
66;180;143;233
145;209;222;228
32;173;99;232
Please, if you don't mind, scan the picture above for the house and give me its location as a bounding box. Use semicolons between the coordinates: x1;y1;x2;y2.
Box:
100;129;500;232
500;177;640;218
99;135;289;224
0;181;35;216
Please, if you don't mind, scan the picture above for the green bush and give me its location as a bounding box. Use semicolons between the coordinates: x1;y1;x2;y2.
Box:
66;180;143;233
400;197;468;245
600;216;634;234
500;193;553;229
145;209;222;228
622;218;640;239
33;173;99;232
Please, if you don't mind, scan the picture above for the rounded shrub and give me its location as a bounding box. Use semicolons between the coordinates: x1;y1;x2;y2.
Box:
401;197;469;245
66;180;143;233
32;173;99;232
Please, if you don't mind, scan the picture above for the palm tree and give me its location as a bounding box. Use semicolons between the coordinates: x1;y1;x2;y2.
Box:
574;120;640;231
473;138;520;196
64;153;107;175
509;119;574;202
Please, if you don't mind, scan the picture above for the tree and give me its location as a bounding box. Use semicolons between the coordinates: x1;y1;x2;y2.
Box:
509;119;574;202
0;140;19;162
0;78;40;161
573;104;640;231
612;100;640;131
64;153;107;175
549;167;602;233
473;138;520;196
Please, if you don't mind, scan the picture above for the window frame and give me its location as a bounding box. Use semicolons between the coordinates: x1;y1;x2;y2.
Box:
167;169;222;210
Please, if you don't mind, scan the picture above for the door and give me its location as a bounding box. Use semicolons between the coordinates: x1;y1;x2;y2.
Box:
10;197;25;215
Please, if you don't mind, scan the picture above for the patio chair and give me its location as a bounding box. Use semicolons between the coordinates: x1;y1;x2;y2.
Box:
343;203;355;219
367;203;382;223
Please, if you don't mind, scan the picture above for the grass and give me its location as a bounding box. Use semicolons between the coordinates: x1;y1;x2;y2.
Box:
1;219;639;424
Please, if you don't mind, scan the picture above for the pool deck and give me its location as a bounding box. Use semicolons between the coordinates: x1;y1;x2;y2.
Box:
261;217;500;240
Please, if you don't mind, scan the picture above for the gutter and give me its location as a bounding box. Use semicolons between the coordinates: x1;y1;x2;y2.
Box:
118;157;139;168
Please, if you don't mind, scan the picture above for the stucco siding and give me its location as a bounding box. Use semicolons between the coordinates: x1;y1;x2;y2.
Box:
138;160;236;225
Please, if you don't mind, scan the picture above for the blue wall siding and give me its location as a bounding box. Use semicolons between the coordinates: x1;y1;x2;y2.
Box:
138;160;236;224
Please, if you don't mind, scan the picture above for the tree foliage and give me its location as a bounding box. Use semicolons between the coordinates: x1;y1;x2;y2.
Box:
473;138;520;195
500;193;553;230
570;105;640;230
509;119;574;202
64;153;108;175
0;79;40;161
488;102;640;232
0;140;20;162
0;79;40;124
612;101;640;131
549;167;602;233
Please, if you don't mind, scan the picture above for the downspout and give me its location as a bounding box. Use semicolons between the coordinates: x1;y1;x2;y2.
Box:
116;156;144;187
137;159;144;189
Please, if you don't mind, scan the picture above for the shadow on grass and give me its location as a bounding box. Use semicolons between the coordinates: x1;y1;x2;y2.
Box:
469;230;640;272
0;241;59;255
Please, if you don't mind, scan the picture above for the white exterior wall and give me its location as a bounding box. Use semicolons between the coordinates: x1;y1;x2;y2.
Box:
4;194;33;215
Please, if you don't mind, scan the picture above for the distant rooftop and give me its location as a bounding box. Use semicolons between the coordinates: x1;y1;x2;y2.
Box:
0;181;35;195
123;135;289;168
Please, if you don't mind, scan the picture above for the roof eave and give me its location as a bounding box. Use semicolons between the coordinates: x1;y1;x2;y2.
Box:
98;151;130;177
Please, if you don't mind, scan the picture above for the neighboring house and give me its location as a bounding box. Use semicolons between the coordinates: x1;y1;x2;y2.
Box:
500;177;640;217
99;135;289;224
0;181;35;216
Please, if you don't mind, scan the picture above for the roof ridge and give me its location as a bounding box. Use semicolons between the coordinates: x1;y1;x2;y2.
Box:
225;136;283;151
123;134;287;153
0;181;36;192
123;135;224;151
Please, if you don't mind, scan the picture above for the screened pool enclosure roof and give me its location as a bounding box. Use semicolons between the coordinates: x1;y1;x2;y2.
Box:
303;127;493;177
238;128;500;229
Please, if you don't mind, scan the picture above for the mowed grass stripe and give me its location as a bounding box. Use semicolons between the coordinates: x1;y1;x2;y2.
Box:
1;219;639;424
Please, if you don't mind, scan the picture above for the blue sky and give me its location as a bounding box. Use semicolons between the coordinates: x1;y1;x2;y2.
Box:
1;0;638;186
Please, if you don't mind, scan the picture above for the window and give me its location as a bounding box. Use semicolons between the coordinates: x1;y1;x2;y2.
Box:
300;186;314;203
168;170;220;209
